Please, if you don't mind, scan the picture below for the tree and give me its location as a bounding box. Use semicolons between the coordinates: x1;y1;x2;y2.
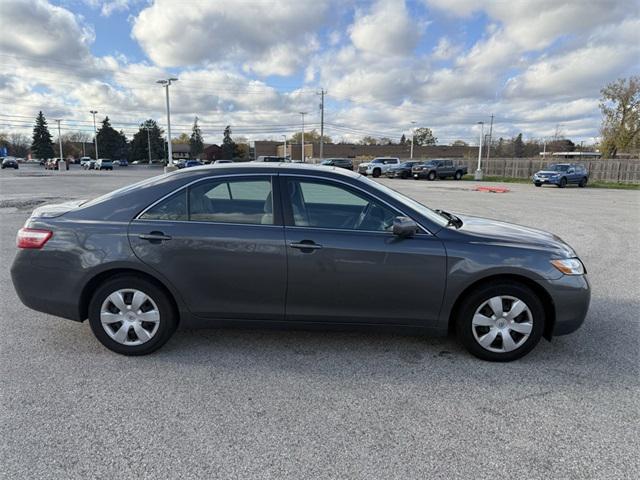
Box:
222;125;238;159
379;137;393;145
513;133;525;158
599;76;640;157
290;129;331;144
173;133;190;144
360;136;378;145
413;127;437;146
189;117;204;158
31;111;55;159
399;134;406;145
129;119;164;161
96;117;127;159
7;133;30;157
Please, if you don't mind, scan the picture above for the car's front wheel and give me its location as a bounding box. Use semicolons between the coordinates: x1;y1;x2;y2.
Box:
427;171;437;181
454;170;463;180
372;168;381;178
558;177;567;188
456;282;544;361
88;275;177;355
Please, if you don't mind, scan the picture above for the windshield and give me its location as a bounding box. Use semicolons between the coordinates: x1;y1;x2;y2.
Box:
359;176;449;228
321;160;332;165
549;164;570;172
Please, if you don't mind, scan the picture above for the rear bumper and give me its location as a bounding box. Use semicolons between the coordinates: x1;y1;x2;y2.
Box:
11;252;84;321
546;274;591;336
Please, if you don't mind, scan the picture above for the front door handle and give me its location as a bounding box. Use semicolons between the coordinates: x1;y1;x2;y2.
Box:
139;232;172;242
289;241;322;251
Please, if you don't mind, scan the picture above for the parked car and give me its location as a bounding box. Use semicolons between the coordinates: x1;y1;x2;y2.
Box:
184;160;203;168
412;159;467;180
96;159;113;171
45;158;68;170
79;157;92;168
1;157;19;169
11;164;590;361
254;156;288;163
319;158;354;170
533;163;588;188
214;159;233;164
357;157;400;177
385;161;423;179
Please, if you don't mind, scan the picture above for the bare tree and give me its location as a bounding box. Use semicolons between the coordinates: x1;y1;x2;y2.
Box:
599;76;640;158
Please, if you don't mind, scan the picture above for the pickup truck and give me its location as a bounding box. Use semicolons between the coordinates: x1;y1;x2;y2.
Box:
357;157;400;177
412;159;467;180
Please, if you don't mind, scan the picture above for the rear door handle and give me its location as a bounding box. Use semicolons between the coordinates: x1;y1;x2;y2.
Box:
289;241;322;250
139;232;172;242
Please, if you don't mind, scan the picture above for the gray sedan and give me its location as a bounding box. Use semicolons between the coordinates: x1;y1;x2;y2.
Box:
10;163;590;361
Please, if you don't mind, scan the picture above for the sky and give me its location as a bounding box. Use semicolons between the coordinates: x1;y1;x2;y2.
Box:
0;0;638;146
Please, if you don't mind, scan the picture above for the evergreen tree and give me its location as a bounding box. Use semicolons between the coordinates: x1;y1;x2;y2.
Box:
31;111;55;159
190;117;204;157
96;117;127;159
400;134;406;145
222;125;237;159
513;133;525;158
129;120;164;161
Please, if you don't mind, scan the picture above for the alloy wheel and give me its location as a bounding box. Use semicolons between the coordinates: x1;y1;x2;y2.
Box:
100;289;161;346
471;295;533;353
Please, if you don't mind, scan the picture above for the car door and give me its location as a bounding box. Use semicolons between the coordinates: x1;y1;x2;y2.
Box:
129;174;287;320
280;175;447;326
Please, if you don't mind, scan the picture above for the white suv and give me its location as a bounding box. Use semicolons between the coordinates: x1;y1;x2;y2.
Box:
357;157;400;177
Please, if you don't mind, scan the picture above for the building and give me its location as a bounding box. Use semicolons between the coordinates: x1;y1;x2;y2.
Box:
253;141;478;161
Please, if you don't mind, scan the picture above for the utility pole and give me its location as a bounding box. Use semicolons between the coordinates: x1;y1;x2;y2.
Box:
485;114;494;162
410;121;416;159
55;119;63;167
475;121;484;180
146;125;152;164
299;111;307;162
318;89;326;160
157;78;179;164
90;110;99;159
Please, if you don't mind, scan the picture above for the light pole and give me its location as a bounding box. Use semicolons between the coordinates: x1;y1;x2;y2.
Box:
146;125;152;164
475;121;484;180
157;77;178;164
55;119;63;168
410;121;417;159
281;135;287;159
299;111;307;162
89;110;98;159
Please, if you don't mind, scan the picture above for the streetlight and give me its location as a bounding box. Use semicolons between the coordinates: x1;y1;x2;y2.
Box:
475;121;484;180
145;125;153;165
55;119;63;169
410;121;417;159
157;77;178;165
281;134;288;160
299;111;307;162
89;110;98;159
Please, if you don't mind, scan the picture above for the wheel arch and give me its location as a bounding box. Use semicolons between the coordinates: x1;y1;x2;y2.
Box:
447;273;556;340
79;267;181;324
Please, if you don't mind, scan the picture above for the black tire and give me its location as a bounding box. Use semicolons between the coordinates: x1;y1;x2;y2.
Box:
579;177;588;188
427;171;436;181
88;275;178;355
558;177;567;188
372;168;381;178
401;171;409;179
534;182;542;187
454;170;463;180
455;282;545;362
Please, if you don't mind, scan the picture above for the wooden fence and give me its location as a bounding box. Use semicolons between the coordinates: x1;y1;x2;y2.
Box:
454;158;640;184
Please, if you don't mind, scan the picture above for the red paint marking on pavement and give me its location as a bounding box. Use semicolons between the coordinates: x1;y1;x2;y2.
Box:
474;186;510;193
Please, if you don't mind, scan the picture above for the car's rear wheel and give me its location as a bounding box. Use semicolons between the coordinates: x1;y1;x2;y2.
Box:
454;170;463;180
579;177;588;188
558;177;567;188
427;171;437;181
401;171;409;179
88;275;177;355
456;282;544;361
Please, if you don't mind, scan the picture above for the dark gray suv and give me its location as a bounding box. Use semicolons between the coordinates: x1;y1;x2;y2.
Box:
11;164;590;361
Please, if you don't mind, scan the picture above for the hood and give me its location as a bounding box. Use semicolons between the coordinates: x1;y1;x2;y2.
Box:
535;170;561;175
31;199;86;218
456;214;576;257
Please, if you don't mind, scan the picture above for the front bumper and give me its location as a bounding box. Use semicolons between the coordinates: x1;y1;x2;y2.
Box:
533;176;560;185
546;274;591;336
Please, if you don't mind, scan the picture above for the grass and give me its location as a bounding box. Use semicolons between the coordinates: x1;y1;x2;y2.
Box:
461;175;640;190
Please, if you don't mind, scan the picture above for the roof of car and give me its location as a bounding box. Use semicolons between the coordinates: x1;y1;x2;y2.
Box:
168;161;362;179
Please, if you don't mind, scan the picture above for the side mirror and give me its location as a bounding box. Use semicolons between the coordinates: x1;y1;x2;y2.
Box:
393;216;418;238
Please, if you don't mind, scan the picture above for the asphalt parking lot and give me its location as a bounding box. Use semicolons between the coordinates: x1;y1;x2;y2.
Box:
1;164;639;479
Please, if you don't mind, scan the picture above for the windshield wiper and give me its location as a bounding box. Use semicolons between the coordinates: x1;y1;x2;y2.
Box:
435;209;463;228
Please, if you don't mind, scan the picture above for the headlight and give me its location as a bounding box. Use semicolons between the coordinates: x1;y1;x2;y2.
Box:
551;258;585;275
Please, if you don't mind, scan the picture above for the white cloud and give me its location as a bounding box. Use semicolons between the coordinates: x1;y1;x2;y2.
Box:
432;37;461;60
349;0;422;56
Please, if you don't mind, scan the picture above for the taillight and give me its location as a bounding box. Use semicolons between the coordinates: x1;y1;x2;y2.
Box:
17;228;53;249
